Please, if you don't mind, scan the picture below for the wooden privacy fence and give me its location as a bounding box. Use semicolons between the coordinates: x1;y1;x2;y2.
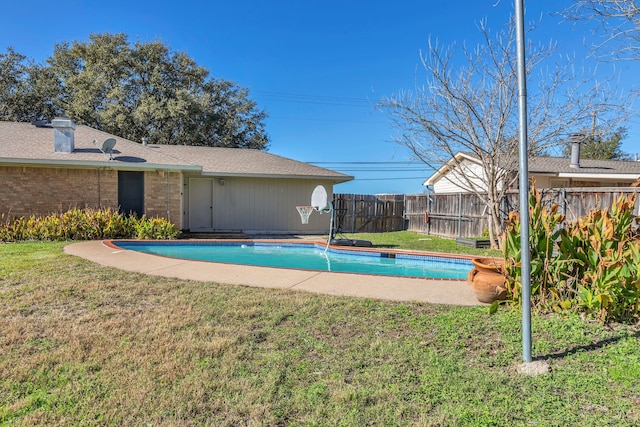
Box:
405;193;489;237
335;188;640;238
405;187;640;238
536;187;640;223
333;194;404;233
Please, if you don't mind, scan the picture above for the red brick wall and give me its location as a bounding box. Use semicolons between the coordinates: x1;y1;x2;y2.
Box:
0;166;118;217
0;166;183;228
144;170;182;226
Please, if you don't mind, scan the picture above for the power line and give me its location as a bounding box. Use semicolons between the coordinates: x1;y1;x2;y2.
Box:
350;177;428;181
253;90;372;106
253;91;375;108
310;161;432;173
309;161;424;165
330;168;431;172
269;116;384;124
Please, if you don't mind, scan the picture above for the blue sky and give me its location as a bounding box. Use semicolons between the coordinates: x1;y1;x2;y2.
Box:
2;1;639;194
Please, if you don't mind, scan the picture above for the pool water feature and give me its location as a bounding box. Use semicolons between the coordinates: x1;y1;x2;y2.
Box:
112;241;473;280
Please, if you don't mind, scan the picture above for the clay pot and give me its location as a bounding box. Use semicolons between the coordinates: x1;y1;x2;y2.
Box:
467;257;507;304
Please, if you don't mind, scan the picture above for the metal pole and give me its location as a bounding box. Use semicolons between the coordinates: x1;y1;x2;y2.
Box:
515;0;532;363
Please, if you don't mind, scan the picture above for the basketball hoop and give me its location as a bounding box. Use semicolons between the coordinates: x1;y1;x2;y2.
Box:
296;206;314;224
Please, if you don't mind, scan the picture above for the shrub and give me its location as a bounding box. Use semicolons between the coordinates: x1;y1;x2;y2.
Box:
503;186;640;323
133;216;180;240
503;187;567;307
0;208;180;242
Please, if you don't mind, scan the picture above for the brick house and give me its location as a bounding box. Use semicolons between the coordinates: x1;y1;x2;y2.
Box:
0;120;352;234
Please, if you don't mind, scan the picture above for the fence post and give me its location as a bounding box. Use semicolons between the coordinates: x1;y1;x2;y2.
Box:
403;194;407;230
351;196;355;233
427;194;431;235
458;192;462;238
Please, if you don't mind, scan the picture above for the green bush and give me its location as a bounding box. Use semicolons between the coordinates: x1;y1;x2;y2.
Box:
503;187;567;307
0;208;180;242
503;186;640;323
134;216;180;240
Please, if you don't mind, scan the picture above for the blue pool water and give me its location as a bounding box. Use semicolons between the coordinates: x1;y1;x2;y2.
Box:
113;241;472;280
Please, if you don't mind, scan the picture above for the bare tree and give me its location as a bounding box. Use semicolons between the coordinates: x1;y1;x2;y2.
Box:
563;1;640;61
379;18;632;248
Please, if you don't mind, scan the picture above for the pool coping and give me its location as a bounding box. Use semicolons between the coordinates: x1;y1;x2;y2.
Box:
64;240;482;306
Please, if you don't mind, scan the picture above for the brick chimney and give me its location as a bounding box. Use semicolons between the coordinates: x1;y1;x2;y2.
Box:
51;118;76;153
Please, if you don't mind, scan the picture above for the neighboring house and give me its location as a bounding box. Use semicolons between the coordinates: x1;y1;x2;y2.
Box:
0;120;352;234
424;150;640;193
423;152;494;194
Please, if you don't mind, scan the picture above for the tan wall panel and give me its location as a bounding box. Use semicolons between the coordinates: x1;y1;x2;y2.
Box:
185;177;334;233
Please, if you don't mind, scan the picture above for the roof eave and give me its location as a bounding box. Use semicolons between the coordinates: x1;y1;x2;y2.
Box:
199;171;353;182
0;157;202;171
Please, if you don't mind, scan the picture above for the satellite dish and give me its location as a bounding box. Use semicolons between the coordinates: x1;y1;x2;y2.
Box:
100;138;116;160
311;185;330;211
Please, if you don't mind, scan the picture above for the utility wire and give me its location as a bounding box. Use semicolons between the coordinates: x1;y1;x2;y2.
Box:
350;177;428;181
328;168;431;172
309;161;424;164
253;90;372;106
269;116;384;124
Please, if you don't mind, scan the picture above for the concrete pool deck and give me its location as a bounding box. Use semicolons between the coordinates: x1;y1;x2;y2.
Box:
64;240;481;306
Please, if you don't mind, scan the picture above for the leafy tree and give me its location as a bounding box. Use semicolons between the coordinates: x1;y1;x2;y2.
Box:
379;18;632;248
1;33;268;149
562;127;631;160
0;47;59;121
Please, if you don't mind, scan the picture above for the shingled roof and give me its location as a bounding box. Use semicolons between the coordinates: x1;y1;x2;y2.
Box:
155;144;351;180
528;156;640;176
0;121;352;182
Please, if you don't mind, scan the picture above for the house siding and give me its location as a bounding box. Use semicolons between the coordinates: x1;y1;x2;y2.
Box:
183;176;333;234
433;160;489;194
0;166;183;229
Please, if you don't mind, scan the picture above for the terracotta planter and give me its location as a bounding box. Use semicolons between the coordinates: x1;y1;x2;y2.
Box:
467;257;507;303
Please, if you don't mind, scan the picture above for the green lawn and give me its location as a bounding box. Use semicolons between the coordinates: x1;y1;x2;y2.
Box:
1;238;639;426
339;230;500;257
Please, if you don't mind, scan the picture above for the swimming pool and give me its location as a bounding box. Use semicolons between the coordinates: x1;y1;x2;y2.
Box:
111;241;473;280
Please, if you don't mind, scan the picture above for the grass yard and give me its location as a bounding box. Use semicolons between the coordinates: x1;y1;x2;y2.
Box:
1;237;639;425
338;231;500;256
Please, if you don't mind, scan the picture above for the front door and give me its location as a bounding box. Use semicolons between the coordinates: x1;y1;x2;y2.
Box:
118;171;144;217
189;178;214;231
